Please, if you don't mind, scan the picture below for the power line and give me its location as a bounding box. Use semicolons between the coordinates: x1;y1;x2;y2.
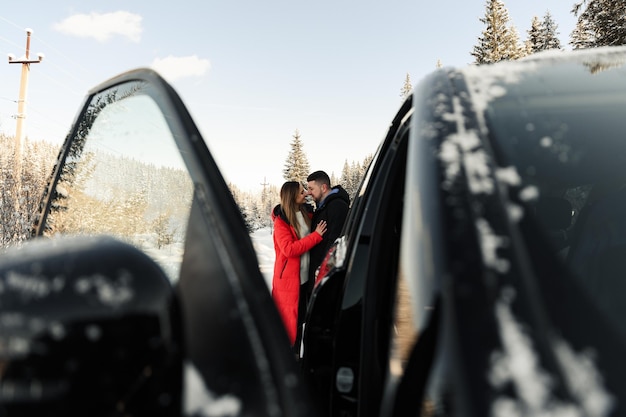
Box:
0;14;92;87
0;35;22;50
0;14;24;31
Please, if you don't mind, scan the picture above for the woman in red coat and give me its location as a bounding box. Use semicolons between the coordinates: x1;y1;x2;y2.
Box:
272;181;327;349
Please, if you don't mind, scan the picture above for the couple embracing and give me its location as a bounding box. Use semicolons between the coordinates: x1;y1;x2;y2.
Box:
270;170;350;353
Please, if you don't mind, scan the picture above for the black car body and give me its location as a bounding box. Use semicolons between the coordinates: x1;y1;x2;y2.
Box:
302;46;626;417
2;45;626;417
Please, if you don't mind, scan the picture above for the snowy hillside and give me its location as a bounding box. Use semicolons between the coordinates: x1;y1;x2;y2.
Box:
250;226;274;290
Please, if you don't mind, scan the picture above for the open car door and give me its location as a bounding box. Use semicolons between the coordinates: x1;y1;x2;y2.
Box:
0;68;315;417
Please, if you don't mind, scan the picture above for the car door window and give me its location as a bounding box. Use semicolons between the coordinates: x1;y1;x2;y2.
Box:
40;84;193;282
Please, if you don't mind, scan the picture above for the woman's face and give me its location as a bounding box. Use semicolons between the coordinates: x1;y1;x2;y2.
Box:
296;186;307;205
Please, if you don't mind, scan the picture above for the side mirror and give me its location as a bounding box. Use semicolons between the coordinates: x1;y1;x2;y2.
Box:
0;236;182;416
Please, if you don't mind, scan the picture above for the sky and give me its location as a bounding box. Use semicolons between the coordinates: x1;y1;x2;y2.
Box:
0;1;578;192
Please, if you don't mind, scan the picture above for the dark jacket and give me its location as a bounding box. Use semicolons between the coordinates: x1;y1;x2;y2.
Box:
309;185;350;282
271;204;322;345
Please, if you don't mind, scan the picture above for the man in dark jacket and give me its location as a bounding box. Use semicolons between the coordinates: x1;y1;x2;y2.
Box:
306;170;350;286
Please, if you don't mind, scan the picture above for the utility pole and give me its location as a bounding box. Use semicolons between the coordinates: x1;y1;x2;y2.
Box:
8;28;44;181
260;177;271;232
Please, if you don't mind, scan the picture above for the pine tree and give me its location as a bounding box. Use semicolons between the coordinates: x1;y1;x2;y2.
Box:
263;184;279;228
0;135;58;246
362;154;374;174
229;181;278;231
339;154;373;201
541;12;562;50
340;160;352;196
471;0;525;64
526;12;562;54
507;25;526;60
571;0;626;49
330;172;339;186
349;161;362;196
239;203;255;233
527;16;543;53
400;73;412;100
282;129;311;184
153;212;175;249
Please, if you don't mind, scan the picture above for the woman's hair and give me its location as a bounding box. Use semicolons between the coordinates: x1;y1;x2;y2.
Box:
280;181;311;236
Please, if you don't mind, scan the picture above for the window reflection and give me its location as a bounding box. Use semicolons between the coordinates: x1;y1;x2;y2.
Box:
43;84;193;282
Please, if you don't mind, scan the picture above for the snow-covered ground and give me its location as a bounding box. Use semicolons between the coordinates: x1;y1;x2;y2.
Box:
250;226;274;290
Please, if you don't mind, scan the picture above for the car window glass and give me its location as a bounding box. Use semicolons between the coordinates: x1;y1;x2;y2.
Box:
42;83;193;282
484;61;626;339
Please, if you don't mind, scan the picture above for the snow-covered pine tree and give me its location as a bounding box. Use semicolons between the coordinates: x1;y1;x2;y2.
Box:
527;16;544;53
400;73;412;101
571;0;626;49
339;154;373;201
506;25;526;60
264;184;279;227
282;129;311;184
362;154;374;171
471;0;525;64
229;181;278;232
0;135;58;247
541;12;562;50
339;160;353;197
526;12;562;54
349;161;362;196
152;212;175;249
229;183;254;232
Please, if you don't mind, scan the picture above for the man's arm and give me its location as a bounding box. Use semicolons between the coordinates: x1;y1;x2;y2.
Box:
325;201;349;247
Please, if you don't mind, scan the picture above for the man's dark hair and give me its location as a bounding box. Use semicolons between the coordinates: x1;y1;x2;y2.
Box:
307;170;331;186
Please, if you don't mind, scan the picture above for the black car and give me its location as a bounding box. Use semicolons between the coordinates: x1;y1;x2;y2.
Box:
1;45;626;417
302;45;626;417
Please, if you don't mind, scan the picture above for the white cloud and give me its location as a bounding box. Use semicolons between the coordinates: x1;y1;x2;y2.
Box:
53;11;143;43
151;55;211;82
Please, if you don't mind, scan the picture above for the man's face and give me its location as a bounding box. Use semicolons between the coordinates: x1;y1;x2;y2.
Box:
307;180;325;203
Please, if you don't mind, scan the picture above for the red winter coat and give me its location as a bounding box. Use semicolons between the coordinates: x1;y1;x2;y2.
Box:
271;205;322;345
